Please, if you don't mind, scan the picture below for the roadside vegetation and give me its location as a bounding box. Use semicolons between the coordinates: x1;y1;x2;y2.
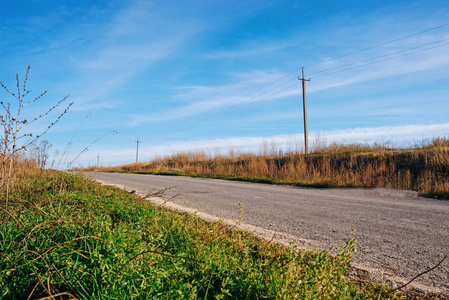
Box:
89;137;449;199
0;67;441;299
0;160;414;299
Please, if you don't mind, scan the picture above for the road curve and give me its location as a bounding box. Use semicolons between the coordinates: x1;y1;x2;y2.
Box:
87;172;449;294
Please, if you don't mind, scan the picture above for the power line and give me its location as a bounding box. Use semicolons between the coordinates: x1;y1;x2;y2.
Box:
177;79;297;128
152;81;300;140
152;38;449;139
304;22;449;69
149;77;298;140
313;41;449;78
150;79;299;140
148;22;449;140
153;72;300;135
308;38;449;77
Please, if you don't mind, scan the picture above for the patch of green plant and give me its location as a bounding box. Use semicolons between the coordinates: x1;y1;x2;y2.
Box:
1;170;408;299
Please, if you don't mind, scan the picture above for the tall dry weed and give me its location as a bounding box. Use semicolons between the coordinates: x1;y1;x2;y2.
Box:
85;139;449;198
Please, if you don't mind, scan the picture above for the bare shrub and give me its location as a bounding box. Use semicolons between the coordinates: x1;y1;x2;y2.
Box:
0;66;73;202
30;140;52;169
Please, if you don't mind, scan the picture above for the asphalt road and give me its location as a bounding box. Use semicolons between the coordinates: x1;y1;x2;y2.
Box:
87;172;449;294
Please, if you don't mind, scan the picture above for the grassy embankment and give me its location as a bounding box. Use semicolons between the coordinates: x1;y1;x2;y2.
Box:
91;138;449;199
0;161;412;299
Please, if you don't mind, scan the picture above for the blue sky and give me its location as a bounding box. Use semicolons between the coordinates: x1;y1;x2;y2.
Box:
1;0;449;168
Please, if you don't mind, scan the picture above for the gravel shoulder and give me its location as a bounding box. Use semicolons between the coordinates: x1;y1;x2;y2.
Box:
87;172;449;295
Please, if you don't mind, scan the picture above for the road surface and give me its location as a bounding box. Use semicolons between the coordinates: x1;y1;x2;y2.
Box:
87;172;449;294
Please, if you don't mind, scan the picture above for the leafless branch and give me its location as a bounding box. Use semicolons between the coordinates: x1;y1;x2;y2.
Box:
19;95;69;129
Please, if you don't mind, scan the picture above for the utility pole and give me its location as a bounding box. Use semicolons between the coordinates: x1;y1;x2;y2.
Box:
96;154;100;167
135;137;141;162
298;67;310;155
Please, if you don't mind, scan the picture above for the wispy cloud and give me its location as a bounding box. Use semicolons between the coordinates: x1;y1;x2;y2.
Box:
66;2;205;108
203;40;299;59
126;70;293;126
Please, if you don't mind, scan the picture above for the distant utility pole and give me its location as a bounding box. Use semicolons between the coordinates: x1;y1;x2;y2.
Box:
96;154;100;167
298;67;310;155
135;137;141;162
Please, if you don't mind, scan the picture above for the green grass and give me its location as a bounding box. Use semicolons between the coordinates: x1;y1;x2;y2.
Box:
1;170;408;299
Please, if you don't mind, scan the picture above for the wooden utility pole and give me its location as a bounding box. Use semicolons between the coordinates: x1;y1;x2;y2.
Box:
298;67;310;155
96;154;100;167
135;137;141;162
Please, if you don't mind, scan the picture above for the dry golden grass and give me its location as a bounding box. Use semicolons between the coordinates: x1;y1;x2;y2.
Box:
85;137;449;198
0;156;39;197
